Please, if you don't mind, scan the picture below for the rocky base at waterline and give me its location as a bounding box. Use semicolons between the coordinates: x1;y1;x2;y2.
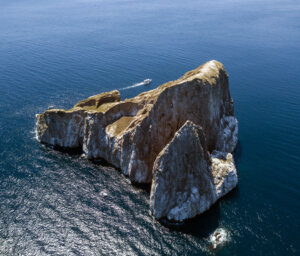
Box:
36;60;238;221
150;121;238;221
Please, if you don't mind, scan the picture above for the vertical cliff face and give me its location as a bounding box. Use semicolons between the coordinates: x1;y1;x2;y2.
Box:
121;64;234;183
36;60;239;221
150;121;217;221
35;90;121;148
36;109;86;148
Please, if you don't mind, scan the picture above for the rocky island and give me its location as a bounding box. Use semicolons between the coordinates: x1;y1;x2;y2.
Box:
36;60;238;222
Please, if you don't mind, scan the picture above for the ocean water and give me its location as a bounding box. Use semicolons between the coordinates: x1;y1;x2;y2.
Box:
0;0;299;255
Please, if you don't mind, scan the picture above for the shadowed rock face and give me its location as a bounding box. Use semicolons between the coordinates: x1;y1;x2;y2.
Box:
36;60;239;221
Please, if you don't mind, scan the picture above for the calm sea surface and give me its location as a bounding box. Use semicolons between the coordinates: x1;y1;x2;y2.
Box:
0;0;299;255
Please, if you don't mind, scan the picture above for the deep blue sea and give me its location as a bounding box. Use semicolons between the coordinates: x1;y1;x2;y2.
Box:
0;0;299;255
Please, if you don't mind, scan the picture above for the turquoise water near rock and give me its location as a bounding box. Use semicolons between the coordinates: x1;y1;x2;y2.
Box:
0;0;299;255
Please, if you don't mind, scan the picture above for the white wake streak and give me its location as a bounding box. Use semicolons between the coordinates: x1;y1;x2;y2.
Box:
121;81;147;90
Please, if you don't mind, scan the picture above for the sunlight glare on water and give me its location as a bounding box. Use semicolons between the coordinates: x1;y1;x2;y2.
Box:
0;0;299;255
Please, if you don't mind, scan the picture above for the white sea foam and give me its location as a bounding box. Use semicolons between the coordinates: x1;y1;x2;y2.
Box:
100;190;108;197
80;153;87;159
31;121;39;141
208;228;231;250
121;79;152;90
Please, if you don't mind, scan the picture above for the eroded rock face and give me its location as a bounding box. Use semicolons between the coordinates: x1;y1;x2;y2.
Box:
35;90;121;148
36;60;239;221
36;60;238;184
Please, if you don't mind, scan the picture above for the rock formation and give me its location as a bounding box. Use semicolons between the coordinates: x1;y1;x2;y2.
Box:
36;60;238;221
150;121;217;221
149;121;238;221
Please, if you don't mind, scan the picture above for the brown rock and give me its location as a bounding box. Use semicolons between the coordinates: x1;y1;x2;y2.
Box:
36;60;238;184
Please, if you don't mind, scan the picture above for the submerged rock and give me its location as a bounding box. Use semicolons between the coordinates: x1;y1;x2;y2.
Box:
36;60;239;221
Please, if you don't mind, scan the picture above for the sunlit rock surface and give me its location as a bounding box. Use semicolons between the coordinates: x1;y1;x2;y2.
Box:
36;60;239;221
36;90;121;148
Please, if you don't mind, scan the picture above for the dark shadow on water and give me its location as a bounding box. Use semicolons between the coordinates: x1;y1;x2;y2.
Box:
159;202;221;238
54;146;83;156
233;140;242;163
91;157;115;167
131;182;151;193
221;185;240;202
40;143;83;156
